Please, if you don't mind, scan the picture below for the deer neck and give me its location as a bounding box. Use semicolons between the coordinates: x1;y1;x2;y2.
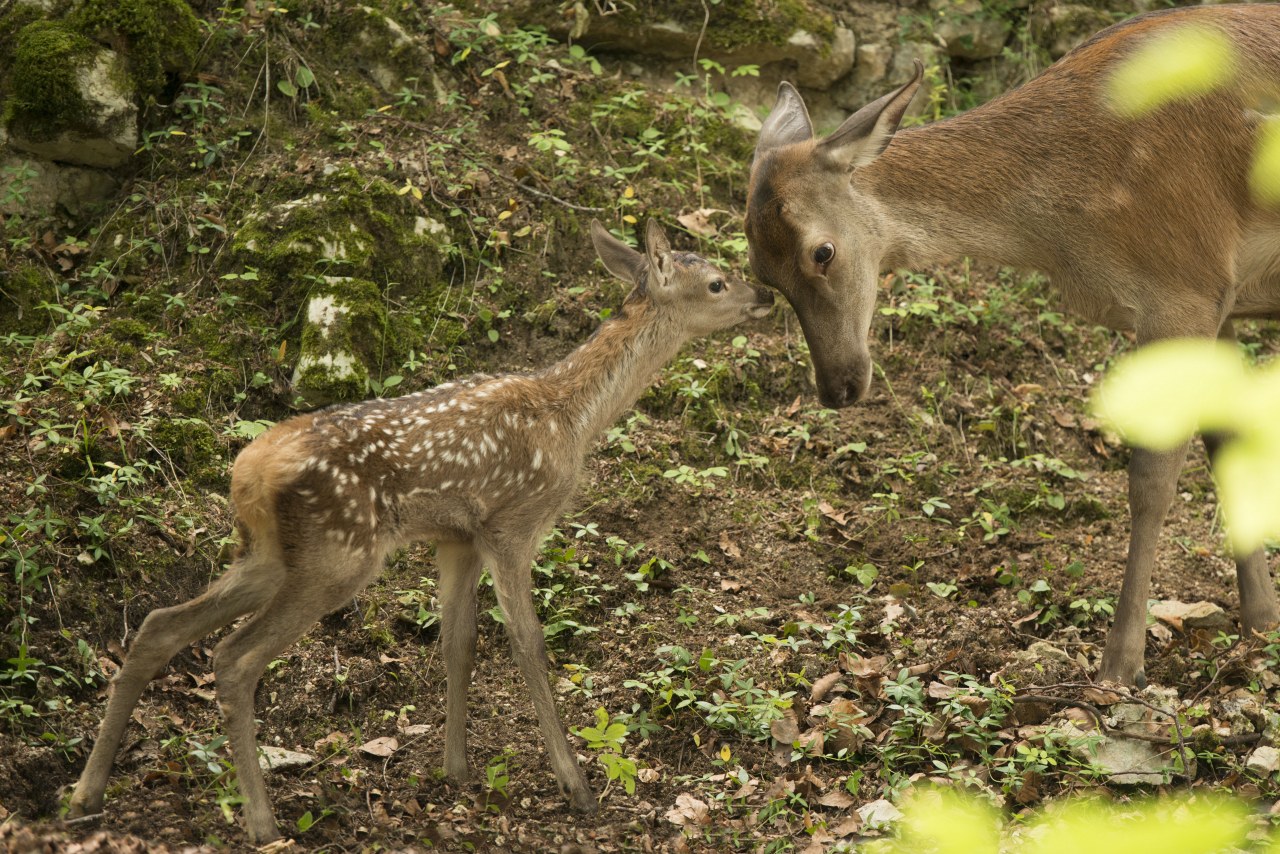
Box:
857;117;1048;271
539;302;678;445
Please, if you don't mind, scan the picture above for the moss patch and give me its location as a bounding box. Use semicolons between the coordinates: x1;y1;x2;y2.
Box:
4;20;99;138
70;0;200;99
0;264;59;336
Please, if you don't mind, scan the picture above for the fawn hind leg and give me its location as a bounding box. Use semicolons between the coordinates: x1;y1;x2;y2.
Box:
213;547;381;844
68;556;278;819
437;540;485;783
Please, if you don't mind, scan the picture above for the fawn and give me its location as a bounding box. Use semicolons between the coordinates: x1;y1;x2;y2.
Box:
67;219;773;843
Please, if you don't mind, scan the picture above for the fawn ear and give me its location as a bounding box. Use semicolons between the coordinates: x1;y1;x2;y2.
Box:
591;219;647;286
644;219;674;290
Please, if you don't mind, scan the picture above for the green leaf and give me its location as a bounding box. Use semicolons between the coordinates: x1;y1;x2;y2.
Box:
277;78;298;98
1091;339;1245;448
1215;436;1280;553
1105;24;1235;117
295;66;315;89
1022;794;1249;854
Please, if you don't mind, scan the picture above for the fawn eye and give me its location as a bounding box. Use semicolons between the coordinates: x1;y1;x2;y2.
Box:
708;279;725;294
813;243;835;268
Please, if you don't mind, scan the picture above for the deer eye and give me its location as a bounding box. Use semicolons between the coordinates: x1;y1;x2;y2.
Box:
813;243;835;268
708;279;725;294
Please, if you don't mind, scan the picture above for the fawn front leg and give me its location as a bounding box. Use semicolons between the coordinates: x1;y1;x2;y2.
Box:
486;546;596;812
436;540;485;783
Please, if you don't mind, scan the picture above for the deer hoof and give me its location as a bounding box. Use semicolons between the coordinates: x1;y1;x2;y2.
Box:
569;787;598;814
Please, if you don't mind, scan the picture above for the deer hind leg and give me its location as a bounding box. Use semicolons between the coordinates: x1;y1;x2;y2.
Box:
213;548;380;844
68;554;279;819
436;540;484;783
1205;320;1280;635
484;543;596;813
1202;430;1280;632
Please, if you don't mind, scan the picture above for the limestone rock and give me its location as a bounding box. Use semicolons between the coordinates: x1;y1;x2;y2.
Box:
1032;3;1114;59
258;746;316;773
0;147;119;219
1150;599;1230;632
291;278;381;407
7;48;138;168
1246;745;1280;777
549;11;856;89
932;0;1011;60
1060;721;1190;784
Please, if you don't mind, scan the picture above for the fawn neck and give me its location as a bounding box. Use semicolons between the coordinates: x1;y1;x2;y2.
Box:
539;300;678;444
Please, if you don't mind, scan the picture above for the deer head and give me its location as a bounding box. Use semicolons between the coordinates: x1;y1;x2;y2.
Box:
745;63;923;407
591;218;774;335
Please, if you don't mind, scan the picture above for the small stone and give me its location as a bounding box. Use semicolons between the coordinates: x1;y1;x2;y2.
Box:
1150;600;1230;632
858;798;904;829
1247;745;1280;776
259;746;315;772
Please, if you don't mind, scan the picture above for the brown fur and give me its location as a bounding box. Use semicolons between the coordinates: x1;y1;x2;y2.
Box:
746;4;1280;687
67;220;772;844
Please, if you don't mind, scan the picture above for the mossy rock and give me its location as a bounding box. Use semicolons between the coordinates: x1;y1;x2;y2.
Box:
229;168;449;297
0;263;59;336
291;277;383;406
148;417;228;489
3;20;101;139
69;0;199;99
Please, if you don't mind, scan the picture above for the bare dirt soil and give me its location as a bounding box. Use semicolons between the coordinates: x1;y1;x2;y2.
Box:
2;2;1278;852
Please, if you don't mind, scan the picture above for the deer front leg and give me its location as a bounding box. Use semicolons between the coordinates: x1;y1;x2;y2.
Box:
1099;442;1191;686
436;540;484;783
1202;432;1280;635
487;548;596;813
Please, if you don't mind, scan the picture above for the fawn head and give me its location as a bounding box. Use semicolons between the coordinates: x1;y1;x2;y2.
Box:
745;63;922;408
590;219;773;335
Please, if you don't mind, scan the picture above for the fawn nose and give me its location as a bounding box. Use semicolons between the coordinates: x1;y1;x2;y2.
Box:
749;288;775;318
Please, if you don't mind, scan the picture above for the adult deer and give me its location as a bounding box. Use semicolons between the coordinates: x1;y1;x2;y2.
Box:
744;5;1280;686
67;219;773;844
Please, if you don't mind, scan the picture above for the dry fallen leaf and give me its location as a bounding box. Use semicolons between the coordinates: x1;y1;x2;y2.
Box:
770;716;801;745
810;671;842;704
718;530;742;559
817;500;848;526
817;789;856;809
675;207;726;237
664;793;711;826
360;736;399;758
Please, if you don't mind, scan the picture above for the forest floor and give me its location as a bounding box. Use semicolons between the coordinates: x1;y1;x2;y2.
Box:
2;1;1279;852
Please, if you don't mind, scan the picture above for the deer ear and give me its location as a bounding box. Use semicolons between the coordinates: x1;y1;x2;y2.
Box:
754;82;814;168
591;219;647;286
644;219;673;289
817;60;923;170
